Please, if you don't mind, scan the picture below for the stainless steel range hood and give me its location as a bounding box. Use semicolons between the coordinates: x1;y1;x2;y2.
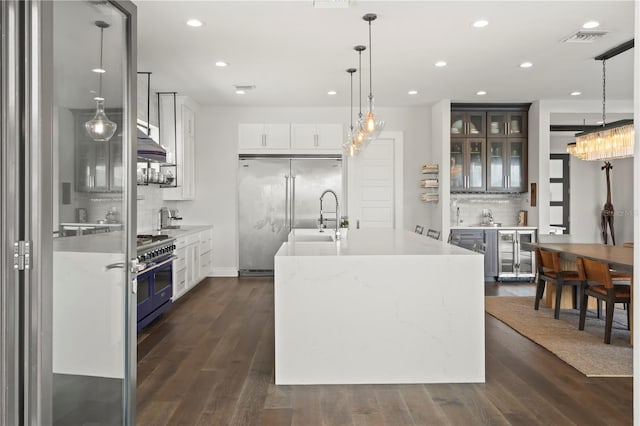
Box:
137;128;166;162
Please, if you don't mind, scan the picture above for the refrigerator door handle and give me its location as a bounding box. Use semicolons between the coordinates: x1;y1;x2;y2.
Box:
291;175;296;228
284;175;290;231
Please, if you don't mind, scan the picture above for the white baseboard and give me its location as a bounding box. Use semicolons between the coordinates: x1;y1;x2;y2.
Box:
211;267;238;277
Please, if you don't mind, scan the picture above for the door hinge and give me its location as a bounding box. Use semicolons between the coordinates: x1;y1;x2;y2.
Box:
13;240;32;270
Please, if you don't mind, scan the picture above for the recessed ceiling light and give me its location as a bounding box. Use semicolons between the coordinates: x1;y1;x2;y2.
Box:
408;90;418;95
92;68;106;73
434;61;447;68
582;21;600;29
476;90;487;96
235;90;246;95
215;61;228;67
327;90;337;95
473;20;489;28
570;91;582;96
520;62;533;68
186;19;203;27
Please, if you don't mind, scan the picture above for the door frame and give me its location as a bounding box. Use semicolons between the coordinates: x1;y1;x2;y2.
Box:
1;1;138;424
346;130;404;229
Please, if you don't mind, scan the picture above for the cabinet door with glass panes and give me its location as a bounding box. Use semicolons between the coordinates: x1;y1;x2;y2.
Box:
450;138;485;192
450;111;485;137
486;111;527;137
486;138;527;192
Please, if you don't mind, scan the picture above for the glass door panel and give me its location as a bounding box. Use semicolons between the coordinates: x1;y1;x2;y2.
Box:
508;112;526;136
509;139;524;190
468;140;485;190
498;230;516;276
487;112;507;136
450;140;464;190
467;112;485;136
488;140;505;190
517;231;535;275
451;111;465;136
52;1;134;425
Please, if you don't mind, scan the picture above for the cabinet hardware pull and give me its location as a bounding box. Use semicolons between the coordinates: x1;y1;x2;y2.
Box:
504;122;507;135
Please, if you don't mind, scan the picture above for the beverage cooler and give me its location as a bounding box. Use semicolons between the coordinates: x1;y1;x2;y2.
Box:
497;229;536;280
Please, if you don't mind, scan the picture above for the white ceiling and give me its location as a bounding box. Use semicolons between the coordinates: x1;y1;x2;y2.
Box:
136;1;635;108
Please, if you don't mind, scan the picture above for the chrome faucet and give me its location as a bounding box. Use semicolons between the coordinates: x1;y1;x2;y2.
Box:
319;189;340;240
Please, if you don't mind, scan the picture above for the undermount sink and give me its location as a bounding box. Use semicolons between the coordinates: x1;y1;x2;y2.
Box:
289;229;336;242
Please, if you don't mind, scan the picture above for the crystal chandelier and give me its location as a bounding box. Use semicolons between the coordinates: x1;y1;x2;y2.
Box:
85;21;117;142
570;58;634;161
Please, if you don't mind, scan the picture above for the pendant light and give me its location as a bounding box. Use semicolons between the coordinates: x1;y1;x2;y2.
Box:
572;42;635;161
342;67;359;157
362;13;385;140
85;20;117;142
353;45;367;148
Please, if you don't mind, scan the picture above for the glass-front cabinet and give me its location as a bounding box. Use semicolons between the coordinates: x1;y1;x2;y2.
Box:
497;229;536;280
487;111;527;137
450;138;486;192
451;111;485;137
486;138;527;192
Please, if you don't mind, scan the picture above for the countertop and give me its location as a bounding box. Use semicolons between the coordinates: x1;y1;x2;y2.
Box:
449;225;538;230
60;222;123;228
277;228;479;257
156;225;212;238
54;231;125;253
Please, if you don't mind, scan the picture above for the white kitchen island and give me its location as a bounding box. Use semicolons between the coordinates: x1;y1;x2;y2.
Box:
274;228;485;385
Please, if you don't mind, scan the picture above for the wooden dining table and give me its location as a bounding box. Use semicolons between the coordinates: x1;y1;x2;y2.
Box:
525;242;634;344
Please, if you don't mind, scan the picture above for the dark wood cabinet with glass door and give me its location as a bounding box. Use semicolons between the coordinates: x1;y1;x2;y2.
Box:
450;138;486;192
451;111;485;137
487;138;527;192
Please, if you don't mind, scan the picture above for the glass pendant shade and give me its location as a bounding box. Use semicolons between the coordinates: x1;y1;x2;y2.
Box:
85;99;117;142
364;97;385;140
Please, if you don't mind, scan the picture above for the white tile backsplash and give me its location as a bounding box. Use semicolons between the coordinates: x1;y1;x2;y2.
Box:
137;185;169;232
451;193;528;227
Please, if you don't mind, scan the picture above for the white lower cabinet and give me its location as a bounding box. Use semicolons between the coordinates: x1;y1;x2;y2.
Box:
172;227;213;301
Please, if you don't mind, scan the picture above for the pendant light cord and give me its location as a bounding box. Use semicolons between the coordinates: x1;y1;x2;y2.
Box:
368;20;373;102
358;49;363;120
99;27;104;99
350;71;354;131
601;59;606;127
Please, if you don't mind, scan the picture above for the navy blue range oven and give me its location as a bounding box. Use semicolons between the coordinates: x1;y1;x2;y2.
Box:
136;236;176;331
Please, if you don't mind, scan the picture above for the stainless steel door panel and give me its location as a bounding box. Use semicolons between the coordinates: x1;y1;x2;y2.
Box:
290;158;342;229
238;158;290;272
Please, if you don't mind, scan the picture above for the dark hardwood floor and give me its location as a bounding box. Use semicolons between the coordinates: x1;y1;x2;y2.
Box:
136;277;633;425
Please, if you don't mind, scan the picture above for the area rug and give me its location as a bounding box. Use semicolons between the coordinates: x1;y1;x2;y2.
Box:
485;296;632;377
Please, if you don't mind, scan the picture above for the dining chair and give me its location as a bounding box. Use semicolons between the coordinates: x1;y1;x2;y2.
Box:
576;257;631;344
414;225;424;235
534;247;582;319
426;229;440;240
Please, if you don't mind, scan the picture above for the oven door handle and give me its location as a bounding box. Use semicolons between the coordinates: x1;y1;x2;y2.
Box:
137;255;177;275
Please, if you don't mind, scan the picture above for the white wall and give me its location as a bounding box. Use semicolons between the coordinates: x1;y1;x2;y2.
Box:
550;134;634;244
176;106;430;274
429;100;450;238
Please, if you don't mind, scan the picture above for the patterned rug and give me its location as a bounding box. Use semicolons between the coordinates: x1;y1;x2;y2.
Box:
485;296;632;377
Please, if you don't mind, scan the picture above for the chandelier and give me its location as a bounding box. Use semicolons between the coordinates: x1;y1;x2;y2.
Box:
570;43;635;161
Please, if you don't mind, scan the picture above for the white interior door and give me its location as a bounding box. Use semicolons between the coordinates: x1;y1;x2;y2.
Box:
348;132;403;229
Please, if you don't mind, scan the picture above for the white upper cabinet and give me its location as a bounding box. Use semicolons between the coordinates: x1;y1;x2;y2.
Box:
163;96;197;200
238;123;290;151
238;123;343;154
290;124;343;151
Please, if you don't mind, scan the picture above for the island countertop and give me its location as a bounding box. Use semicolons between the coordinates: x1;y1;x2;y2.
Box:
278;228;480;257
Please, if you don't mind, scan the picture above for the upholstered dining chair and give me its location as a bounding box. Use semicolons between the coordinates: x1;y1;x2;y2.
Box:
426;229;440;240
576;257;631;344
534;247;583;319
414;225;424;235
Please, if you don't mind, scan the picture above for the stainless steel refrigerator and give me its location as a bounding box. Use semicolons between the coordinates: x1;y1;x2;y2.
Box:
238;155;342;275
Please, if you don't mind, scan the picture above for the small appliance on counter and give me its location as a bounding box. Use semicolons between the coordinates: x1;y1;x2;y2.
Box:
158;207;182;230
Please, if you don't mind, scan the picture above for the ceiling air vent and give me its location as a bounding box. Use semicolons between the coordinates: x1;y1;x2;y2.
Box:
562;30;609;43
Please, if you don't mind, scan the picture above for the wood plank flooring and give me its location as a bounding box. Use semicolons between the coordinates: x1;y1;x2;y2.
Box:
136;277;633;425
